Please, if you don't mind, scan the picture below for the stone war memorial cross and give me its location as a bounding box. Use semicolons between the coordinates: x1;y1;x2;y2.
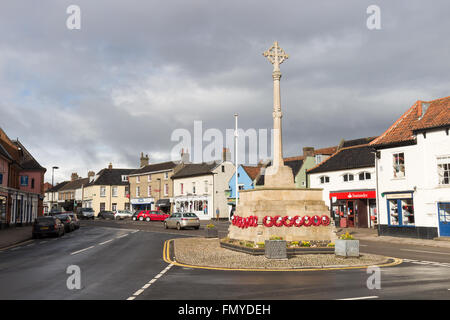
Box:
262;42;294;188
226;42;337;244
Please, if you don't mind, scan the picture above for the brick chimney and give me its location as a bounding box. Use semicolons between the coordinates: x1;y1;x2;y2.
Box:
140;152;150;168
71;172;79;181
108;163;113;170
303;147;315;157
222;147;231;162
181;148;190;164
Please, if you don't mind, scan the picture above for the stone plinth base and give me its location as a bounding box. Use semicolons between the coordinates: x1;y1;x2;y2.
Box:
228;187;337;243
264;165;294;188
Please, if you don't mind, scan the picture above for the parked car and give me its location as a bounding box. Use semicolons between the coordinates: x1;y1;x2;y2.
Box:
76;207;95;220
32;216;65;238
132;210;169;222
98;210;115;219
55;214;75;232
164;212;200;230
67;213;80;229
114;210;133;220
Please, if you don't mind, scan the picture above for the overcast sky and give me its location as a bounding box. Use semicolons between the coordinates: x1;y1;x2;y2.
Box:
1;0;449;183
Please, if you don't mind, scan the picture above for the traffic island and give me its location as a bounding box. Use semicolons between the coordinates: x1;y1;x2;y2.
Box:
170;237;399;271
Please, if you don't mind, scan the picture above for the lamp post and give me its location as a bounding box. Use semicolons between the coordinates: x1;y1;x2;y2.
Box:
157;178;161;211
51;166;59;211
234;113;239;215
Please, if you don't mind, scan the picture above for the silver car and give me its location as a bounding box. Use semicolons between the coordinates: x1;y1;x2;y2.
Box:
114;210;133;220
164;212;200;230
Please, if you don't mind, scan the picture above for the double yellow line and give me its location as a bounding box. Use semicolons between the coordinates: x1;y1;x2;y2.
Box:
163;239;403;272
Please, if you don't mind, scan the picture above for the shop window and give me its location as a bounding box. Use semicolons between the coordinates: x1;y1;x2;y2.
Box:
437;156;450;185
320;176;330;184
359;172;371;181
393;153;405;178
343;174;354;182
388;198;414;226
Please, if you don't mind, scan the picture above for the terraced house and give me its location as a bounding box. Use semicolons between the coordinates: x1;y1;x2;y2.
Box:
0;128;46;227
128;153;185;214
371;96;450;239
82;163;134;216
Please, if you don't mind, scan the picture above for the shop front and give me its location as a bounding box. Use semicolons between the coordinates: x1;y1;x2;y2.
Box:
174;195;211;220
155;198;172;214
131;197;154;212
329;190;377;228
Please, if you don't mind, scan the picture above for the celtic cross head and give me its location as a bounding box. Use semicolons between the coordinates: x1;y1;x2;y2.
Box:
263;41;289;71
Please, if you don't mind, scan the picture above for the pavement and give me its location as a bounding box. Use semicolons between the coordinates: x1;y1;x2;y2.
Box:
336;227;450;249
0;225;32;249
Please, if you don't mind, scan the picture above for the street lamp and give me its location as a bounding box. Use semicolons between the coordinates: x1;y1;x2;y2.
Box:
157;178;161;211
51;166;59;211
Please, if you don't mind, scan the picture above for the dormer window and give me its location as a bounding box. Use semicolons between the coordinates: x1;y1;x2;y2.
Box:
121;175;129;182
343;174;354;182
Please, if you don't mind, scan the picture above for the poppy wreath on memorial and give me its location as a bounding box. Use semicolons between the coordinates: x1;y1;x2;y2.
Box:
302;215;313;227
263;216;274;227
273;215;284;227
312;215;322;226
293;215;303;227
282;216;295;227
321;215;331;226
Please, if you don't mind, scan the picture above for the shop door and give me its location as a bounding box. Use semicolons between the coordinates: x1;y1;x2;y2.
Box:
347;201;355;227
357;199;368;228
438;203;450;237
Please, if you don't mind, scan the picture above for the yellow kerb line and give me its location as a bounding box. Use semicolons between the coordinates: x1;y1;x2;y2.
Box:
162;240;403;272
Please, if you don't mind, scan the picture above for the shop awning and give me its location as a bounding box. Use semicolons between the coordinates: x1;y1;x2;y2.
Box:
155;198;171;207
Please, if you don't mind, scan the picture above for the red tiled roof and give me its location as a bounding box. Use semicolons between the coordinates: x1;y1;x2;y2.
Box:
371;96;450;146
241;165;261;181
283;146;338;162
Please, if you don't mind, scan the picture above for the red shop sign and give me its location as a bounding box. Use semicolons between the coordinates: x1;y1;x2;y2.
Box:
330;190;376;200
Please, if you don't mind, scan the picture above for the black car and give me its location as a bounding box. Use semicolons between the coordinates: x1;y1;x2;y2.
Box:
67;213;80;229
98;210;115;219
55;214;75;232
32;216;65;238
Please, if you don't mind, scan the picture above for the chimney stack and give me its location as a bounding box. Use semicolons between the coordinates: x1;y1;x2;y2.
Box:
140;152;150;167
108;163;113;170
71;173;79;181
181;148;190;164
303;147;315;157
222;147;231;162
88;171;95;183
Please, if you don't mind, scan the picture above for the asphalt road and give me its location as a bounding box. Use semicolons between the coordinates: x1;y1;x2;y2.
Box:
1;219;450;300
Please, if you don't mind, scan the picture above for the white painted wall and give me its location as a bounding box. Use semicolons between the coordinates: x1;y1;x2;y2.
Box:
376;129;450;233
309;167;376;207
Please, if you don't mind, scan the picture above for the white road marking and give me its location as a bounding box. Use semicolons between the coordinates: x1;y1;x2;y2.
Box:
127;264;174;300
400;249;450;256
116;234;129;239
70;246;95;255
339;296;379;300
99;239;113;245
133;289;144;296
